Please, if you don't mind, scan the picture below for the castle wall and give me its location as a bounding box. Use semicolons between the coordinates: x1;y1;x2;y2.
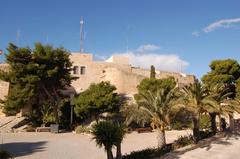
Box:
131;67;195;87
70;53;132;93
70;53;195;95
0;64;10;117
104;67;146;94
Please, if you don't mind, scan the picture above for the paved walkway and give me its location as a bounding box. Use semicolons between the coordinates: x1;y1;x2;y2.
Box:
0;130;190;159
162;134;240;159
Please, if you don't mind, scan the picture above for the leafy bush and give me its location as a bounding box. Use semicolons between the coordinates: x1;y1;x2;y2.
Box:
172;135;194;149
122;145;172;159
41;102;55;126
25;111;43;127
0;150;12;159
170;109;192;130
171;121;182;130
200;114;211;130
75;125;90;134
171;121;192;130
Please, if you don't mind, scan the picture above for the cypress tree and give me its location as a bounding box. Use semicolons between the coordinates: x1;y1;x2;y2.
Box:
150;65;156;78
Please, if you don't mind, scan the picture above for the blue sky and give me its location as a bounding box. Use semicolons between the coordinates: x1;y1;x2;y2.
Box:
0;0;240;79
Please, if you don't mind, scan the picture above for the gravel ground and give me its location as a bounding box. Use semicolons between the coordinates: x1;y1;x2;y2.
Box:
0;130;191;159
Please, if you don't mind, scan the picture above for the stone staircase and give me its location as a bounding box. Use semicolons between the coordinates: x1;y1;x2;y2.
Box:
0;116;26;133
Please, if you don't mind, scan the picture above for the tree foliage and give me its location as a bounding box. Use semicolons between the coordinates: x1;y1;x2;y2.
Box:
236;79;240;99
202;59;240;132
74;81;120;121
134;77;176;103
202;59;240;97
0;43;74;123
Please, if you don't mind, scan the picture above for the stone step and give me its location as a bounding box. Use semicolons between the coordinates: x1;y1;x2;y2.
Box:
0;116;16;128
0;116;26;133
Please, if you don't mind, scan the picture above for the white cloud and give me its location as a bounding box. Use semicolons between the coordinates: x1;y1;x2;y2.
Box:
204;18;240;32
95;54;107;60
136;44;160;52
108;44;189;72
192;31;200;37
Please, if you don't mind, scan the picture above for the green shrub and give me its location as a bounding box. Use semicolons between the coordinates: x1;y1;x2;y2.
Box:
171;121;182;130
200;114;211;130
25;111;43;127
172;135;194;149
75;125;90;134
0;150;12;159
170;109;192;130
171;121;192;130
122;145;172;159
41;102;55;126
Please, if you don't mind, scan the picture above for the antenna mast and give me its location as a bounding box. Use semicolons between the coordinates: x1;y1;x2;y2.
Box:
16;27;20;46
80;18;84;53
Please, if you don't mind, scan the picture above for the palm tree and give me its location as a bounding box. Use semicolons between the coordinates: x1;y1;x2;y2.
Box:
181;81;217;143
205;84;240;131
121;103;151;128
207;84;237;132
114;124;126;159
221;98;240;131
91;121;125;159
135;87;180;148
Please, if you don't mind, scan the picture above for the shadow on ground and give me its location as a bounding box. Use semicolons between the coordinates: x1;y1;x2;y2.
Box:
0;141;47;158
161;133;240;159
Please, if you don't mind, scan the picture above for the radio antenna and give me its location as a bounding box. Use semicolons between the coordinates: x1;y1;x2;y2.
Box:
80;18;84;53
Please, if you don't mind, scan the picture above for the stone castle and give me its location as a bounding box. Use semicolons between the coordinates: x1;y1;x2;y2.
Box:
70;53;195;94
0;52;195;116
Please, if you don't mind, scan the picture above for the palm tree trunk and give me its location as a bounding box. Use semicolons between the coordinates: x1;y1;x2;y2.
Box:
192;114;200;143
106;149;113;159
157;126;166;148
95;114;99;123
209;112;217;134
229;113;234;132
116;143;122;159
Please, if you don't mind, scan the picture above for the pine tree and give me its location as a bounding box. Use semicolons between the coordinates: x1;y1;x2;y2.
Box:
0;43;74;123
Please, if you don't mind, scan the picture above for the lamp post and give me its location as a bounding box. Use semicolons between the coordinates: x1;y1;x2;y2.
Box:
70;94;74;127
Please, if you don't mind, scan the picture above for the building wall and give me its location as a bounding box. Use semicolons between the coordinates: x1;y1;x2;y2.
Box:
0;64;10;116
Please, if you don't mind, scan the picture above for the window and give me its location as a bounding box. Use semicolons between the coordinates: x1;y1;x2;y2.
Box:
73;66;79;75
80;66;86;75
